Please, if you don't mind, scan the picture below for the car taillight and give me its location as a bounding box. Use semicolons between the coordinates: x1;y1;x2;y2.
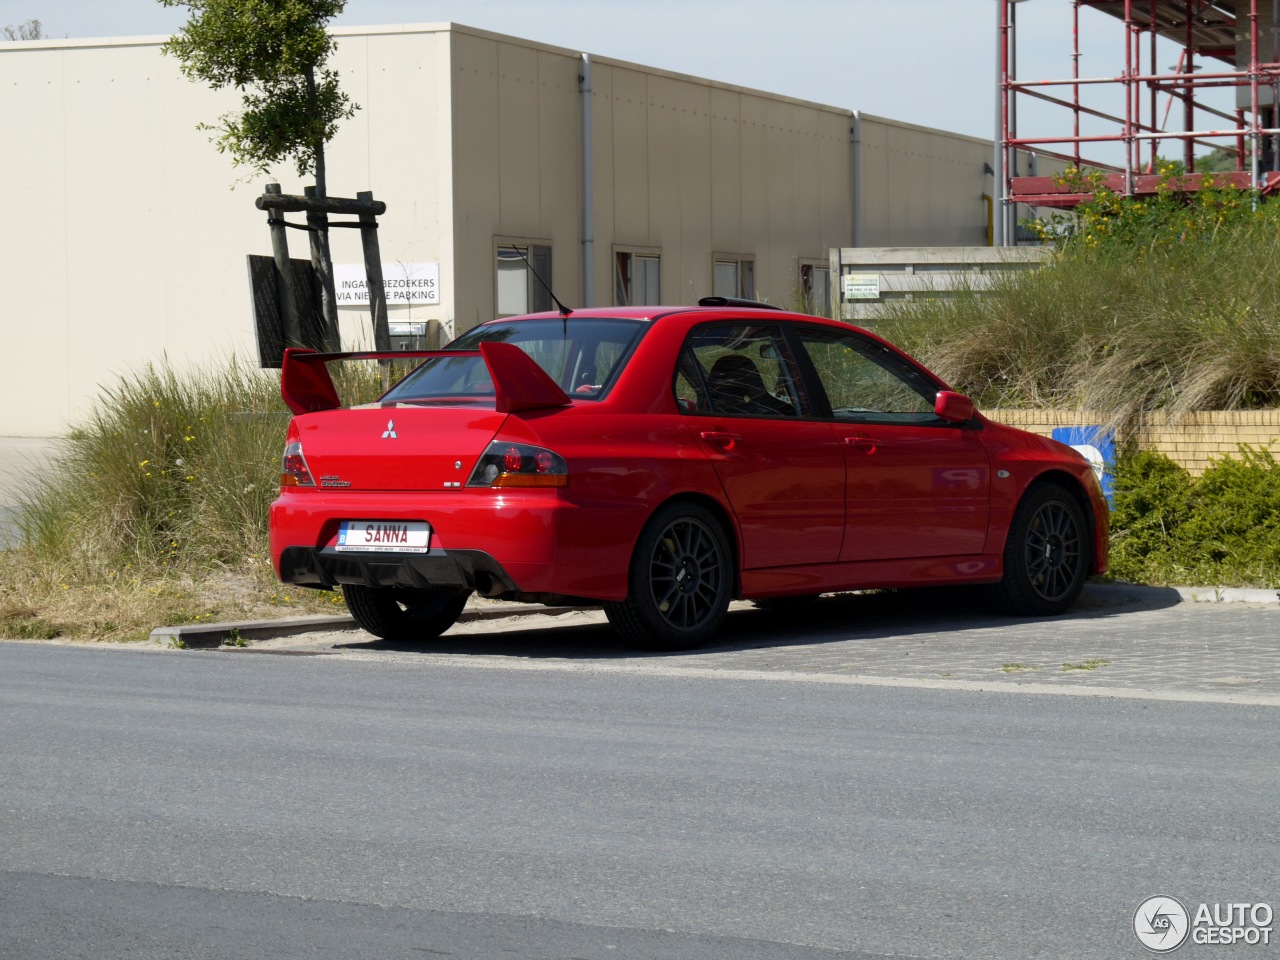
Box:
468;441;568;488
281;440;315;487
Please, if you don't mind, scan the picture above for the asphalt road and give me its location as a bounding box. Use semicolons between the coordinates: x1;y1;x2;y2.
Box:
3;639;1277;959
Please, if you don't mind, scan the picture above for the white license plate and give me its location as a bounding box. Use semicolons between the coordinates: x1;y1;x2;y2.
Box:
335;521;432;553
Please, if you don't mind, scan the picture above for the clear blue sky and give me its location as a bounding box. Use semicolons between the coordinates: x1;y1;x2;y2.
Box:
3;0;1235;164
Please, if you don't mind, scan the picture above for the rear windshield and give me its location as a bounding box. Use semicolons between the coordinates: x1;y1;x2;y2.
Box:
381;318;646;403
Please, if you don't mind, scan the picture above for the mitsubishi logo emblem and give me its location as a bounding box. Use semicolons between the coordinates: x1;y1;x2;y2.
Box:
381;419;398;439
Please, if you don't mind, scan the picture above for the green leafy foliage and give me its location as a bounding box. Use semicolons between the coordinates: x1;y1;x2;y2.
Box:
159;0;355;178
1030;164;1259;252
1108;447;1280;586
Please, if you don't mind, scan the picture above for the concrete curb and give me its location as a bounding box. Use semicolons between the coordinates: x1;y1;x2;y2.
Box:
149;603;587;648
1085;582;1280;607
148;581;1279;649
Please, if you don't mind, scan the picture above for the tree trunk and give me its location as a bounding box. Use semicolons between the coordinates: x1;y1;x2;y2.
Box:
306;66;341;352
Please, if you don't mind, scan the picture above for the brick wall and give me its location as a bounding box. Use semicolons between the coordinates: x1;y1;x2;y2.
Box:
987;409;1280;476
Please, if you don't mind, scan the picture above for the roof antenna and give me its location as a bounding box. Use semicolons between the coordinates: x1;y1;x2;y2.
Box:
511;244;573;319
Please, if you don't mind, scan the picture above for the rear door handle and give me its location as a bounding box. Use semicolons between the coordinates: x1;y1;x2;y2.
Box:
700;430;743;451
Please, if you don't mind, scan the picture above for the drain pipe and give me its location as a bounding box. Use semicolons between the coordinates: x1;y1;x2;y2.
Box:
850;111;862;247
579;53;595;307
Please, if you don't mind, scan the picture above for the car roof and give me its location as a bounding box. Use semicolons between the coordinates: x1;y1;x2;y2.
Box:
488;305;858;331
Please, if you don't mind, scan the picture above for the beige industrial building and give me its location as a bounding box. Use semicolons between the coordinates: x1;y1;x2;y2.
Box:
0;22;1032;436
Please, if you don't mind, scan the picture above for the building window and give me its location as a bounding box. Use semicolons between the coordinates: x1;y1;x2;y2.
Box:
615;251;661;306
713;256;755;300
496;242;553;317
800;261;832;317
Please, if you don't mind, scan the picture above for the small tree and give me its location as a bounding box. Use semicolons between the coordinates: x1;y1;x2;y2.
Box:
160;0;357;346
2;18;43;40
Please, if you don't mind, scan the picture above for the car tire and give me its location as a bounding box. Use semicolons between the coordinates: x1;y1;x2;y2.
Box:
992;483;1089;616
604;502;733;651
343;584;471;642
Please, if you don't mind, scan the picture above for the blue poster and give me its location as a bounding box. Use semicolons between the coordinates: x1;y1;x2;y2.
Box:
1051;426;1115;507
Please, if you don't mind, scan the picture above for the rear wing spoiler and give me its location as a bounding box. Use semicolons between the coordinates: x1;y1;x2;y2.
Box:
280;343;572;416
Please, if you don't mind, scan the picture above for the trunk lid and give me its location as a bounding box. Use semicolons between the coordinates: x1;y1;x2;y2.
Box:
294;404;507;492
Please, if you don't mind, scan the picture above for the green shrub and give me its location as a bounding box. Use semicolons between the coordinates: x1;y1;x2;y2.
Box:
1108;446;1280;586
1108;449;1194;575
1175;447;1280;573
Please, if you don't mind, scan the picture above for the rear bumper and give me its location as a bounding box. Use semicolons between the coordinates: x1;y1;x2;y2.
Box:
269;488;646;600
278;545;516;593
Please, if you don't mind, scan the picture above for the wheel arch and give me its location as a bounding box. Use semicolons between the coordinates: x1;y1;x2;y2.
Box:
1023;469;1103;575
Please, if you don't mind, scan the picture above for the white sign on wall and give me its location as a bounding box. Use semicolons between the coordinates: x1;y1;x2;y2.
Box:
842;273;881;300
335;262;440;305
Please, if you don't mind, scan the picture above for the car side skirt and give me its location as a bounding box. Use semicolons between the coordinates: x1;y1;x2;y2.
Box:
740;554;1002;599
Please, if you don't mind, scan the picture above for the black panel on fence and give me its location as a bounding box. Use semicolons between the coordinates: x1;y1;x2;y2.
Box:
247;255;325;368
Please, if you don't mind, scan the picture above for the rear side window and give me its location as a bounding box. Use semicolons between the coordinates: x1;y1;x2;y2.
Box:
382;318;645;403
676;323;807;418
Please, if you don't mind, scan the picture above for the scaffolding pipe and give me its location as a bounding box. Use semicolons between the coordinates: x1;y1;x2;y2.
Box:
1149;0;1158;170
1273;0;1279;169
1124;0;1135;193
1008;0;1019;244
995;0;1007;246
1251;0;1261;192
1074;0;1082;166
1185;0;1194;170
1010;68;1280;87
1010;126;1280;144
1003;0;1280;207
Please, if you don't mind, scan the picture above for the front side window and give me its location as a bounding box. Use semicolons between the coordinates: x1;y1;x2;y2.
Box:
383;318;644;403
615;251;662;306
496;242;553;317
676;323;805;418
796;327;942;424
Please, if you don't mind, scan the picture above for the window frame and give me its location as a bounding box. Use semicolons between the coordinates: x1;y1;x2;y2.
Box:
673;320;813;420
784;322;961;428
712;254;756;300
798;259;833;318
614;246;663;306
494;237;554;319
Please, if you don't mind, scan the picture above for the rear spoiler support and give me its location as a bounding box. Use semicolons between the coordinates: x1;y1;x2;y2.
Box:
280;344;572;416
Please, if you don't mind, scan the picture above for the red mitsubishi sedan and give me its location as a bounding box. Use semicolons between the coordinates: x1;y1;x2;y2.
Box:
270;299;1108;649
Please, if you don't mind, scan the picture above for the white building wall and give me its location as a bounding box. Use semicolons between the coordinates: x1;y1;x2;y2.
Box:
1;36;265;436
0;23;1019;437
0;27;460;436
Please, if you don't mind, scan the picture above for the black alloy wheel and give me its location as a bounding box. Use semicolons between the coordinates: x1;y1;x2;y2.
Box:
993;483;1088;616
604;502;733;650
343;584;471;642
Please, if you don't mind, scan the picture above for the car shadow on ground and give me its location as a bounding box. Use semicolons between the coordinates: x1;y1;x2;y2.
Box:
327;582;1184;662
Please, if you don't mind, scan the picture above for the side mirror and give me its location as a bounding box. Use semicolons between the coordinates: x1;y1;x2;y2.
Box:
935;390;975;423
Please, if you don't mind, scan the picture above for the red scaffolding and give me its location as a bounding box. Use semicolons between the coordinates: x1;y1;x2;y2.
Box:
999;0;1280;232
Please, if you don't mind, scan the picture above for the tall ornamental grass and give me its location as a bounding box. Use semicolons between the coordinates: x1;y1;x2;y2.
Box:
17;359;288;575
1;357;391;640
877;172;1280;423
